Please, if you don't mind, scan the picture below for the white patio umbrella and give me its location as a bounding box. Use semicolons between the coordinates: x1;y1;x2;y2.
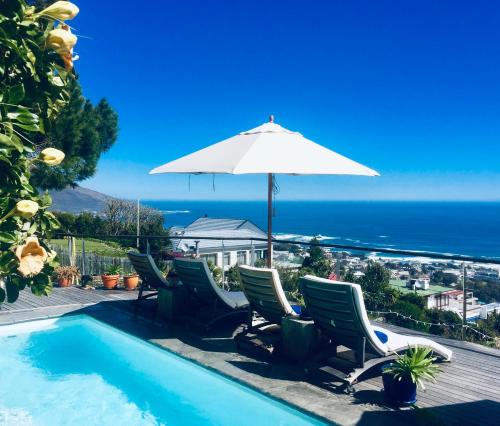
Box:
150;116;379;267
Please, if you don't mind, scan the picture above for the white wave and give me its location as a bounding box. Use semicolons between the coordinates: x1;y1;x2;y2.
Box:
161;210;190;214
378;235;389;238
274;233;340;243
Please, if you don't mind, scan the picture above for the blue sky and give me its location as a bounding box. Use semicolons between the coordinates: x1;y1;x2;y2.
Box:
74;0;500;201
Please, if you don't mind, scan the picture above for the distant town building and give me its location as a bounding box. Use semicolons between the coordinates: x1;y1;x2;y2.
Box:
472;268;500;282
170;217;268;269
398;270;410;279
407;277;430;290
390;278;488;321
480;302;500;319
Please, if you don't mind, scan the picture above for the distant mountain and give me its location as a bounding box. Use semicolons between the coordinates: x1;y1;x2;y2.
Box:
48;186;112;214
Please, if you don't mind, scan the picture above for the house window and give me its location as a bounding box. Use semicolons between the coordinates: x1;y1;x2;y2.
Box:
201;253;217;266
237;251;247;265
223;252;231;266
435;294;450;309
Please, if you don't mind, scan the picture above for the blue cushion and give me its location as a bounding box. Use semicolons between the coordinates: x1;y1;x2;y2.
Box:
375;330;388;344
291;305;302;315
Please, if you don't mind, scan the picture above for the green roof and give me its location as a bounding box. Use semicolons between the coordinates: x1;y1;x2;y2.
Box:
389;279;452;296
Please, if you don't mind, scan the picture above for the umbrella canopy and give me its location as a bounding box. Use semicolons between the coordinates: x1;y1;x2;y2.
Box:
150;117;379;267
150;120;379;176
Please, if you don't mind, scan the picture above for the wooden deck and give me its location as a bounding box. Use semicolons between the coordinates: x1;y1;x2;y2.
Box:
1;287;499;425
356;324;500;425
0;286;138;324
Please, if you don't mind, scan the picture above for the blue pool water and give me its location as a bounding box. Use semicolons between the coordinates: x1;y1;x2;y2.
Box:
0;315;326;426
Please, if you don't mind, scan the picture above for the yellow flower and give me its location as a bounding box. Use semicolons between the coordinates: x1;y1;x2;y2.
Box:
40;148;65;166
15;237;48;277
47;26;77;56
14;200;39;219
38;1;79;21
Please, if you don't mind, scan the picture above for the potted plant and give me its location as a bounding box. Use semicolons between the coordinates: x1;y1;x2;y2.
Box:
54;266;79;287
101;265;122;289
123;272;139;291
382;346;440;405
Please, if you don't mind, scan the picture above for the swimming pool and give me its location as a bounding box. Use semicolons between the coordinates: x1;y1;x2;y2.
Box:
0;315;327;425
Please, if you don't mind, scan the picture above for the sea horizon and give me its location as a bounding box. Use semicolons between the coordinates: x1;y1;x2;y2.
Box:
140;198;500;203
143;200;500;259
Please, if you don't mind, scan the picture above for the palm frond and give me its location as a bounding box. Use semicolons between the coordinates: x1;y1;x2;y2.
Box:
384;345;441;390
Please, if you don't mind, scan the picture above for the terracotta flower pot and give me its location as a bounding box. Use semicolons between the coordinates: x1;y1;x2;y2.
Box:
123;275;139;291
58;278;71;287
101;274;119;289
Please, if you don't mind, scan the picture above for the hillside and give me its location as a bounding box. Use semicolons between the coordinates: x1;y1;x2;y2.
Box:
48;186;111;214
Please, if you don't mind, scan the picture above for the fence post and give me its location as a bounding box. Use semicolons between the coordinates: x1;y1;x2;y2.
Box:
81;237;86;276
67;236;76;267
221;239;225;290
136;199;140;249
462;262;467;339
335;251;341;279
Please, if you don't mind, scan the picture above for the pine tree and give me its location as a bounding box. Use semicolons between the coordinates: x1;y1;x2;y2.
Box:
32;78;118;189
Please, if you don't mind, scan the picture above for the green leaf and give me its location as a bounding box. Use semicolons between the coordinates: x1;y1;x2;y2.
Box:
0;232;17;244
6;278;19;303
7;83;25;104
10;275;27;292
7;111;38;124
13;121;39;132
28;221;38;235
0;133;23;151
52;76;64;87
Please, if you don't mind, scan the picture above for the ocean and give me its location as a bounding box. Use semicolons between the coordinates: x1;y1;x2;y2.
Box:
144;201;500;259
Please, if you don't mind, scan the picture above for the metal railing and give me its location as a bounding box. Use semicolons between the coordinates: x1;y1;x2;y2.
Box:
54;232;500;265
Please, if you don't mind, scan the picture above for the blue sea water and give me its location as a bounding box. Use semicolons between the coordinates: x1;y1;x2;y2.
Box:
0;316;325;426
144;201;500;258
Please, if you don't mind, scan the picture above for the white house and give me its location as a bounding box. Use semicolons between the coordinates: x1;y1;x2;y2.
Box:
406;277;430;290
480;302;500;319
170;217;268;269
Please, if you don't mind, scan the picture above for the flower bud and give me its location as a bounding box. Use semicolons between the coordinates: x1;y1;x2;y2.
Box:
40;148;65;166
39;1;79;21
14;200;39;219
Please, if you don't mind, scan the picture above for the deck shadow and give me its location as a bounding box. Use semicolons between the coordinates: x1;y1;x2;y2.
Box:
357;399;500;426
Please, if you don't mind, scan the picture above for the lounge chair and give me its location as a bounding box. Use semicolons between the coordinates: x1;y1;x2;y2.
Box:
128;251;171;316
238;265;299;331
300;275;452;386
174;258;249;330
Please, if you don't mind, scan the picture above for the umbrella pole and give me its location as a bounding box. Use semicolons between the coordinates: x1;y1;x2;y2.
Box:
267;173;273;268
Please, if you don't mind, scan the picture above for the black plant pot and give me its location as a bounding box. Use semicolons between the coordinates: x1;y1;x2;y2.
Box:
382;364;417;405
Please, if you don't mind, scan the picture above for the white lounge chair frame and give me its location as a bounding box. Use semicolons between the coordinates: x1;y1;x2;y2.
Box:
238;265;298;331
300;275;452;386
